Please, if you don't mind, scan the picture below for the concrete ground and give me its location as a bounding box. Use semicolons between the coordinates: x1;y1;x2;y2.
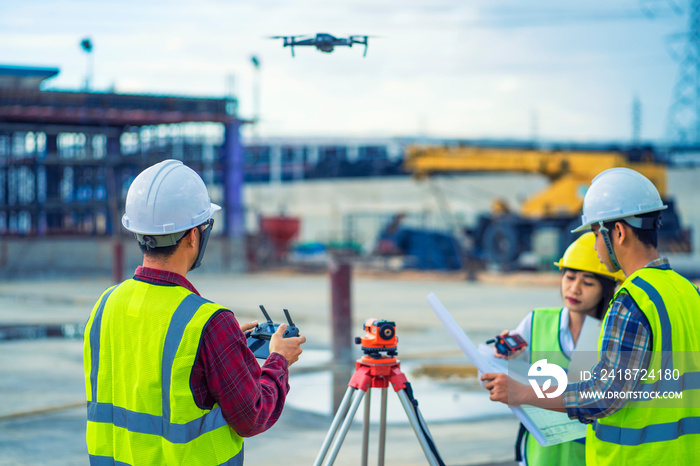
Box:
0;268;563;465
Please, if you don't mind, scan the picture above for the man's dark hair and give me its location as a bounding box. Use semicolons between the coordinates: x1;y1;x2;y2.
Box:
603;211;659;249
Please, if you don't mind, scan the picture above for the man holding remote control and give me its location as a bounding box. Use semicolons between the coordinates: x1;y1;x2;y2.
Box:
84;159;306;465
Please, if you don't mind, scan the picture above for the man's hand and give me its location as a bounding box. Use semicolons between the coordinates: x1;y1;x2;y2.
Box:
269;323;306;367
481;373;567;412
481;372;528;406
240;321;258;333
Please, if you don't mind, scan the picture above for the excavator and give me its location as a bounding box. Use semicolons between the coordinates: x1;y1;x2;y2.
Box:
402;144;692;268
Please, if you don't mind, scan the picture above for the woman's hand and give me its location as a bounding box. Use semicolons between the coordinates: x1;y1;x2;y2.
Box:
493;330;526;360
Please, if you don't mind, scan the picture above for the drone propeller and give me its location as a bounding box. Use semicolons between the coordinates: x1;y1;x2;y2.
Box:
267;34;307;39
268;35;310;57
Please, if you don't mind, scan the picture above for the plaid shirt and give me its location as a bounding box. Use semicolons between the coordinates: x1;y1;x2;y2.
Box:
562;258;671;423
134;267;289;437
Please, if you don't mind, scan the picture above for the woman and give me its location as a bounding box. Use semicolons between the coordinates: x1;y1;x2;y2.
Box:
495;232;624;466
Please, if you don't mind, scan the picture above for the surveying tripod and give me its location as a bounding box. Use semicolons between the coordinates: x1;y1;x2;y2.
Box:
313;355;445;466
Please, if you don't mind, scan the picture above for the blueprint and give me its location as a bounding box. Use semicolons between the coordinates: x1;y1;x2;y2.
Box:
426;293;588;447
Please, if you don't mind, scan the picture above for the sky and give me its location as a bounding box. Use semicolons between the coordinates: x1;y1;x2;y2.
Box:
0;0;689;143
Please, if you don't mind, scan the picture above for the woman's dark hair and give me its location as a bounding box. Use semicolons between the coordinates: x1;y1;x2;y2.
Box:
562;267;618;320
594;276;617;320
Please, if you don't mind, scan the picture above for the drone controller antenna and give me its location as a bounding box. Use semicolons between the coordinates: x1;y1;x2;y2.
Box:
283;309;295;327
258;305;273;324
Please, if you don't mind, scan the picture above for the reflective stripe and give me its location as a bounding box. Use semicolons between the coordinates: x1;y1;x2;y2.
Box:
631;275;674;375
594;416;700;446
88;455;131;466
161;293;211;423
634;371;700;394
89;287;117;402
89;449;243;466
87;401;229;444
631;276;672;353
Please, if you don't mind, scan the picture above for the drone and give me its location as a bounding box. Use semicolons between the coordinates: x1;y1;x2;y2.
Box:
271;33;369;57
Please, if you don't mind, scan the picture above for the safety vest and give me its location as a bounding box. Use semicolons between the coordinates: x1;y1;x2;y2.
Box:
523;308;586;466
586;267;700;465
83;279;244;465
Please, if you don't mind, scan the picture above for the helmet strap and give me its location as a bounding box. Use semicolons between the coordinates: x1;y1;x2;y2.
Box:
598;221;622;271
623;215;661;230
190;218;214;271
136;231;188;250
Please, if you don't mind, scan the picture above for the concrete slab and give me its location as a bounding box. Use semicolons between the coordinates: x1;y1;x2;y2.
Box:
0;339;84;419
0;406;88;466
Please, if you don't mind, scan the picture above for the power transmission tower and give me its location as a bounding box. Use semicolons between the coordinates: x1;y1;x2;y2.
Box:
667;0;700;144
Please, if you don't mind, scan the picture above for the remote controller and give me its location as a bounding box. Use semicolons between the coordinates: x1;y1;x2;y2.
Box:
246;305;300;359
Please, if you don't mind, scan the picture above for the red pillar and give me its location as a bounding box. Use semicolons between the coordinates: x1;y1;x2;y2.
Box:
112;240;123;284
330;259;353;413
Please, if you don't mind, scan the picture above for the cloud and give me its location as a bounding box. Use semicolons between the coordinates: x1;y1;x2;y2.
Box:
0;0;683;141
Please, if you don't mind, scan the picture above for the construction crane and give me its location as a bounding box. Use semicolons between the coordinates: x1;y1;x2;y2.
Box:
403;144;692;267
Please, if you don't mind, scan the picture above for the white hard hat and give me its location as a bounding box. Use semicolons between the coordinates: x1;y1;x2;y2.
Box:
122;159;221;236
571;167;667;233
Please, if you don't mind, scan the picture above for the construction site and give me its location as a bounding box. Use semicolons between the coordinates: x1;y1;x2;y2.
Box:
2;1;700;465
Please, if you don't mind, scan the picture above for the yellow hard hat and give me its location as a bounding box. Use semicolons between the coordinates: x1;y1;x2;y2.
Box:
554;232;625;283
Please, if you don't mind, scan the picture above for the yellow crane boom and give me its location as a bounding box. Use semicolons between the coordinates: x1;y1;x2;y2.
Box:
404;145;667;219
401;144;689;266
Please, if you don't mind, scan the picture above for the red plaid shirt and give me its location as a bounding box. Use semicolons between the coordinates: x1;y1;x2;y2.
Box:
134;266;289;437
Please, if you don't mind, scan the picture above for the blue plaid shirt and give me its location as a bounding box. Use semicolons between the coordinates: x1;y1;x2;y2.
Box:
561;258;671;423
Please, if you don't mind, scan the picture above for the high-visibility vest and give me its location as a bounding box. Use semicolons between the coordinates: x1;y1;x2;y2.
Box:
83;279;244;465
522;308;586;466
524;308;586;466
586;267;700;465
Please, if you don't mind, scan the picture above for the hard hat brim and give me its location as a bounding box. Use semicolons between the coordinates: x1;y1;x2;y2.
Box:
571;204;667;234
570;223;590;234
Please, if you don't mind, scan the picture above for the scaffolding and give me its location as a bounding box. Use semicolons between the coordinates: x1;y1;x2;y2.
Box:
0;65;243;238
